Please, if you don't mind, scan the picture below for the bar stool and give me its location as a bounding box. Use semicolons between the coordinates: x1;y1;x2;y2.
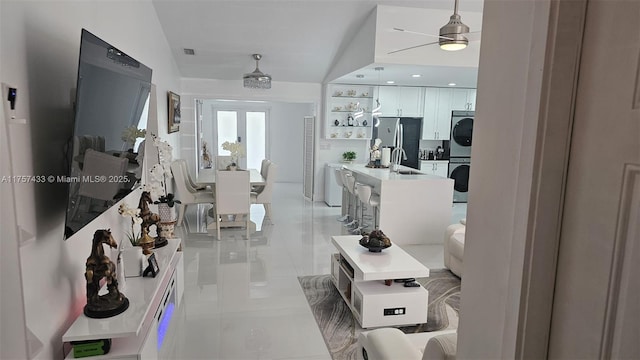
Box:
344;174;360;231
356;184;380;231
334;168;349;222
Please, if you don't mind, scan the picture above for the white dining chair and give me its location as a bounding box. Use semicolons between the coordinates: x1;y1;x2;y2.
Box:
251;162;276;223
175;159;207;191
252;159;271;192
170;160;216;226
215;169;251;239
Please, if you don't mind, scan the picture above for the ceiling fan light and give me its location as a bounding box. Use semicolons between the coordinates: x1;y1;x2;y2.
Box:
243;54;272;89
440;41;468;51
439;12;470;51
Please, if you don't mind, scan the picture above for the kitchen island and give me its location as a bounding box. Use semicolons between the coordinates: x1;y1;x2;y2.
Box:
343;164;454;245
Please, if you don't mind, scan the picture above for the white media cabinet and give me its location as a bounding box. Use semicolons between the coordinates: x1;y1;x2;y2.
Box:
62;239;184;359
331;236;430;328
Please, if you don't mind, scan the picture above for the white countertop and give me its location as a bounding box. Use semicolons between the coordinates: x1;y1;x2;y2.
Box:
344;164;445;181
332;235;430;281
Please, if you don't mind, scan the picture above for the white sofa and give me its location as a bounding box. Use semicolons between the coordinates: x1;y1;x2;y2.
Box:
358;328;457;360
444;220;466;277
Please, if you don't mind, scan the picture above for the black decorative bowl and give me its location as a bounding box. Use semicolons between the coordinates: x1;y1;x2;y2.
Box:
359;239;392;252
363;245;390;253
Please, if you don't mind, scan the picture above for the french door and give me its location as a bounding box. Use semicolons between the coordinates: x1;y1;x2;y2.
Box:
212;108;268;170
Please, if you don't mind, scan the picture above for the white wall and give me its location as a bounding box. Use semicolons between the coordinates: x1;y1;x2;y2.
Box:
323;6;377;83
0;1;181;358
268;102;313;183
180;78;322;189
456;1;550;358
197;99;312;183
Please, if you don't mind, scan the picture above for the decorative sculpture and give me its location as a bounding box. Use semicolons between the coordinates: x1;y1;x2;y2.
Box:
84;229;129;318
138;191;162;248
359;229;392;252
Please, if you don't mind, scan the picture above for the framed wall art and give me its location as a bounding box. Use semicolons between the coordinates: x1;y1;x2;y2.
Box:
168;91;181;133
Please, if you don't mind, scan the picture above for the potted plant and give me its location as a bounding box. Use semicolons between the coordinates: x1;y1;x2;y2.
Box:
342;151;357;163
154;193;181;223
118;203;145;277
141;134;179;248
222;140;245;169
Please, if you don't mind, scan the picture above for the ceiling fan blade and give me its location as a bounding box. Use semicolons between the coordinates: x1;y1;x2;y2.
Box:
393;27;456;41
388;41;440;54
465;31;482;41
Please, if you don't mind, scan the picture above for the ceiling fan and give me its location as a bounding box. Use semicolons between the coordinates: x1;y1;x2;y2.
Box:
388;0;480;54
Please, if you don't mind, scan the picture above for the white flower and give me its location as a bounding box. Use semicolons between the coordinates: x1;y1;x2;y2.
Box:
221;141;245;162
121;126;146;144
149;164;165;182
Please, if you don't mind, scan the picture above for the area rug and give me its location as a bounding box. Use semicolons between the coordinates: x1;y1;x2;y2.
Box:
298;269;461;359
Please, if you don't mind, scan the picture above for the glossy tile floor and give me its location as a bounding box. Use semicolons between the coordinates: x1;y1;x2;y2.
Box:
170;183;466;359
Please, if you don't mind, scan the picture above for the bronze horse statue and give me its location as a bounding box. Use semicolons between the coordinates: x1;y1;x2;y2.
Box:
84;229;128;318
139;191;160;237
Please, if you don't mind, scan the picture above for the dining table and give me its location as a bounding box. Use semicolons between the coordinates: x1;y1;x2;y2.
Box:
196;168;266;187
196;168;266;232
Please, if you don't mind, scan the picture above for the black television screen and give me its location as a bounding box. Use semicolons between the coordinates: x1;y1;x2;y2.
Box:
64;29;152;238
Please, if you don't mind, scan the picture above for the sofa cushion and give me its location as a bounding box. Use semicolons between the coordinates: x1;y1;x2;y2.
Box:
448;232;465;259
422;333;458;360
361;328;422;360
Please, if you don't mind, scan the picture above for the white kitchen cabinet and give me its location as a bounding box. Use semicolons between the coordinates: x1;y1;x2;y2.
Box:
420;160;449;178
422;87;476;140
422;88;452;140
422;88;453;140
376;86;423;117
451;88;476;111
326;84;374;140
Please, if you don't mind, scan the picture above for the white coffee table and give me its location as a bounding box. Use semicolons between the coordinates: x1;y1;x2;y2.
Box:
330;235;430;328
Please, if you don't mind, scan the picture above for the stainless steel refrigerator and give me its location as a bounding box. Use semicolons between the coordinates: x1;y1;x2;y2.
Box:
373;117;423;169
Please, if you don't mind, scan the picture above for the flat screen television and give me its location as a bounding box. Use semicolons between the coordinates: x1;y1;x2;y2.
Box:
64;29;152;238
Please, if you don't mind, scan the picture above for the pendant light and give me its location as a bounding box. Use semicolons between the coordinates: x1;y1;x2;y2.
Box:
243;54;272;89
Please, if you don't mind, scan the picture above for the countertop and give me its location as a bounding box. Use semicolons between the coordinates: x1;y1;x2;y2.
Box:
344;164;446;181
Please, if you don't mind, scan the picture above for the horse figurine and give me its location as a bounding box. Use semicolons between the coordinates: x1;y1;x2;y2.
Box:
84;229;129;318
139;191;160;237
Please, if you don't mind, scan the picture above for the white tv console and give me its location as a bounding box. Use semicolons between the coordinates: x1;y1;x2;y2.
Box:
62;239;184;359
331;236;430;328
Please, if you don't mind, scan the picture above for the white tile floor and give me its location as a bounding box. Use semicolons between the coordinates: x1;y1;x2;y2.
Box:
170;183;466;359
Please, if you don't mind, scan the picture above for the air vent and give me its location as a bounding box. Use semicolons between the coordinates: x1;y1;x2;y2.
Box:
183;48;195;55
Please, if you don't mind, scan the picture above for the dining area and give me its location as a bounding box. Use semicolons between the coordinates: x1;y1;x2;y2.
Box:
170;157;276;239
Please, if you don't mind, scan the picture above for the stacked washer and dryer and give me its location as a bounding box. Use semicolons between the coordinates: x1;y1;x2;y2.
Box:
448;111;474;203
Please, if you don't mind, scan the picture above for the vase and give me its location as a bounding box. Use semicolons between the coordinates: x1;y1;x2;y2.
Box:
158;203;176;222
122;247;144;277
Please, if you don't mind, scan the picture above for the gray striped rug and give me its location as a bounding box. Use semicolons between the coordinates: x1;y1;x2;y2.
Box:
298;269;461;359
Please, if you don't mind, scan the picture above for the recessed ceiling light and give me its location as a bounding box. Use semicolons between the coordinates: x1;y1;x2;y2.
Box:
386;80;395;84
412;74;421;78
448;82;457;86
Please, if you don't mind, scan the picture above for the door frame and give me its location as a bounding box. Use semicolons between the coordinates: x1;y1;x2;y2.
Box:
512;1;589;358
202;103;271;170
457;0;590;358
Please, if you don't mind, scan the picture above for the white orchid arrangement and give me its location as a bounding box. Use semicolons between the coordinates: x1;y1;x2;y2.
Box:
118;203;143;246
142;134;174;200
121;126;146;145
221;141;245;164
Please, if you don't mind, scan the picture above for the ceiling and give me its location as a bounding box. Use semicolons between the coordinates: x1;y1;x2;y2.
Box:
152;0;484;87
